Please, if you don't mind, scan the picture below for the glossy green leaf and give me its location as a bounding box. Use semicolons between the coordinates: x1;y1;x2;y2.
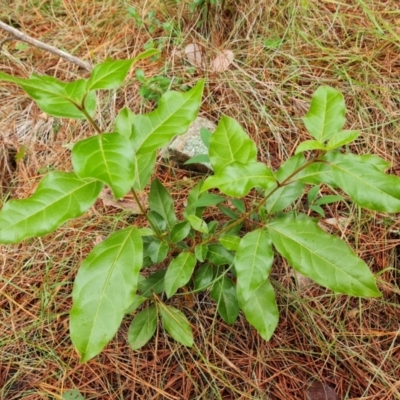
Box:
131;80;204;154
0;172;102;243
297;162;337;187
211;277;239;325
327;130;360;150
202;162;276;197
128;306;158;350
160;305;193;347
170;221;191;243
265;181;304;213
234;229;274;302
125;294;148;314
208;115;257;172
114;107;135;138
239;280;279;341
187;215;208;234
195;244;208;262
191;193;225;208
268;215;381;297
133;151;157;191
327;152;400;212
219;235;241;251
165;252;196;298
138;270;166;297
72;133;135;199
87;59;134;90
148;239;169;263
70;227;143;362
303;86;346;142
149;179;177;230
194;263;214;290
207;244;234;266
0;72;96;119
295;140;326;154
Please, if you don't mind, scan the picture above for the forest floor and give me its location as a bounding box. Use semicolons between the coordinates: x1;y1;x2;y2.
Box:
0;1;399;399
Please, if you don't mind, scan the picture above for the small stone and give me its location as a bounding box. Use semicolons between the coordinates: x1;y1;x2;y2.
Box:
164;117;216;172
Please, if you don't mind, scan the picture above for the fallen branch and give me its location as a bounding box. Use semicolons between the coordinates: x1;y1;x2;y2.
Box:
0;21;92;71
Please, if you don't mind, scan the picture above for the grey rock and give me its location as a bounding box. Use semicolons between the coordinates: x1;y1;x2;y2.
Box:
163;117;215;172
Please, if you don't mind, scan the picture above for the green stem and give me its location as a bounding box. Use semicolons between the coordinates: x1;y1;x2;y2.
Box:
80;106;102;134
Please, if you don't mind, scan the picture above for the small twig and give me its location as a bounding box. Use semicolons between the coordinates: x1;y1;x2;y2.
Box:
0;21;92;71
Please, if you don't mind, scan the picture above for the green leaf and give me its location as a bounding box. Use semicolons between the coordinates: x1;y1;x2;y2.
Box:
218;205;239;220
358;154;390;171
87;59;134;90
72;133;135;199
327;152;400;212
186;215;208;234
234;229;274;302
165;252;196;298
295;140;326;154
207;244;234;266
194;263;214;290
128;306;157;350
314;195;344;205
298;162;337;187
184;181;207;218
138;270;166;297
275;153;306;181
202;162;276;197
125;294;148;314
200;127;212;148
310;205;325;217
170;221;191;243
70;227;143;362
148;239;169;263
0;72;96;119
149;179;177;230
132;48;160;63
131;80;204;154
307;185;320;203
303;86;346;142
208;115;257;172
0;172;102;243
211;277;239;325
184;154;210;165
191;193;225;208
326;130;360;150
268;215;381;297
62;389;85;400
231;199;246;213
194;244;208;262
265;181;305;213
160;305;193;346
239;280;279;341
219;235;241;251
133;151;157;191
114;107;135;138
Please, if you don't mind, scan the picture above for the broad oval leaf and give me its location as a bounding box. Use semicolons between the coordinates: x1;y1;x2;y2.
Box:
87;59;134;90
160;305;193;347
219;235;241;251
187;215;208;234
165;252;196;298
148;239;169;263
303;86;346;142
194;244;208;262
128;306;158;350
0;172;102;243
72;133;135;199
295;140;326;154
207;244;234;266
209;115;257;172
149;179;177;230
70;227;143;362
0;71;96;119
194;263;215;290
202;162;276;197
327;152;400;212
239;280;279;341
265;181;305;213
234;229;274;303
211;276;239;325
138;270;166;297
170;221;191;243
131;80;204;154
268;215;381;297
